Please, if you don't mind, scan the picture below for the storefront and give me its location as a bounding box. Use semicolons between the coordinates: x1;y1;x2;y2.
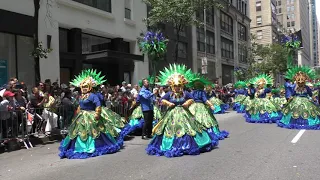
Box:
0;10;35;87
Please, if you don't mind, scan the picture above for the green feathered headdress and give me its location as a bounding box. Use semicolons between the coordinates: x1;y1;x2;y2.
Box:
251;74;273;86
271;88;280;94
314;81;320;87
188;73;211;89
158;64;193;86
234;81;247;88
285;66;316;81
70;69;106;87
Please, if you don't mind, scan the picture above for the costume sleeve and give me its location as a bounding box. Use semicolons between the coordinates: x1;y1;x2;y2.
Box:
306;86;313;97
185;91;194;100
90;93;101;107
201;91;208;102
264;88;271;93
161;92;170;101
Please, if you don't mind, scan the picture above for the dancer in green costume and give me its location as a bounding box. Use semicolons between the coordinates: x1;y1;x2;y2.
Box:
188;73;229;140
278;66;320;129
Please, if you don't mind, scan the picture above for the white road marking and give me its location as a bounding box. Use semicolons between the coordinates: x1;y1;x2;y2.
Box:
291;130;306;144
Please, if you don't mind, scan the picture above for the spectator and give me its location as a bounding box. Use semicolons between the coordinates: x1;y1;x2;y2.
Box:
42;93;58;135
130;84;139;97
29;87;45;133
60;90;75;131
120;81;127;92
0;96;11;139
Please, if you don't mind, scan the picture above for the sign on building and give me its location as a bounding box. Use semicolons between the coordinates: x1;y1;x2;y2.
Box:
201;57;208;74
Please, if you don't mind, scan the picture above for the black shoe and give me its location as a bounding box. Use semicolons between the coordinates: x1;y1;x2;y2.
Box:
142;135;148;140
147;135;153;139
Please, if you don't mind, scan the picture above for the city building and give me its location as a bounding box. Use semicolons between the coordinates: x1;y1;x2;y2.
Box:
311;0;319;66
0;0;149;86
250;0;279;45
192;0;251;84
276;0;312;66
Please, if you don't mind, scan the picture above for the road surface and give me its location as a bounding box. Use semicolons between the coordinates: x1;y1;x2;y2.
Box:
1;111;319;180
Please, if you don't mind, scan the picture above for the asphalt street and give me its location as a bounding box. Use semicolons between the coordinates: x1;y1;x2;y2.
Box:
1;111;319;180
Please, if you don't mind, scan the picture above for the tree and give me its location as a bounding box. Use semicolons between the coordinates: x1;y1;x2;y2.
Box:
143;0;222;62
254;43;289;75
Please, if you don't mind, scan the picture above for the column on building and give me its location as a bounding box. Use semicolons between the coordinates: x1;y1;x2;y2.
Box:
214;8;222;85
233;17;239;82
132;42;149;85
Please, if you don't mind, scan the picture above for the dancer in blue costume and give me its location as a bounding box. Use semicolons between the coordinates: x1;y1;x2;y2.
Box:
59;69;125;159
233;81;247;113
244;74;282;123
146;64;219;158
205;84;229;114
188;73;229;140
278;66;320;129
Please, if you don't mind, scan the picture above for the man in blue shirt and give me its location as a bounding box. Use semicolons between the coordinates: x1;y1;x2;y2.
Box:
138;78;158;139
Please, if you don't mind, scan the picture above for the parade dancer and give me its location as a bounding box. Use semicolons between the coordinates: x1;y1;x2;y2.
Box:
59;69;126;159
188;74;229;140
205;84;229;114
278;66;320;129
146;64;219;158
270;88;287;109
233;81;247;113
244;74;282;123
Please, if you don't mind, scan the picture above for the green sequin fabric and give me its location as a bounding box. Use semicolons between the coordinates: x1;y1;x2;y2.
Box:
282;97;320;119
245;98;279;115
153;106;204;138
209;97;224;106
129;106;143;120
129;106;162;120
189;102;218;129
270;97;287;109
68;110;119;142
242;96;251;107
101;107;126;129
235;95;247;103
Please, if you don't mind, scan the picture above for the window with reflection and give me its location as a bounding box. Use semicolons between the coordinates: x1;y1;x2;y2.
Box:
82;33;111;53
73;0;112;13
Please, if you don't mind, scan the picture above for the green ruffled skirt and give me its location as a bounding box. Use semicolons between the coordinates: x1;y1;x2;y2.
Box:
146;106;219;157
270;97;287;109
189;102;229;139
59;110;124;159
244;98;282;123
278;97;320;129
128;105;162;132
209;97;229;114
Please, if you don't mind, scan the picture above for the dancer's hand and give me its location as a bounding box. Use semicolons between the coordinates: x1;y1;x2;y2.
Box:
210;105;215;110
168;102;175;108
94;114;100;120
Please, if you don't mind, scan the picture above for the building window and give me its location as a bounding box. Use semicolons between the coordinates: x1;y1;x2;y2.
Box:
125;0;131;19
196;8;204;22
73;0;112;13
221;37;234;59
221;12;233;34
238;23;247;41
277;1;281;6
287;7;290;12
257;30;263;39
291;6;294;11
256;16;262;25
206;31;215;54
206;7;214;26
82;33;111;53
256;1;262;11
238;44;247;63
278;8;282;13
291;21;295;26
174;26;186;37
59;29;69;52
178;42;187;59
287;22;290;27
197;27;205;52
